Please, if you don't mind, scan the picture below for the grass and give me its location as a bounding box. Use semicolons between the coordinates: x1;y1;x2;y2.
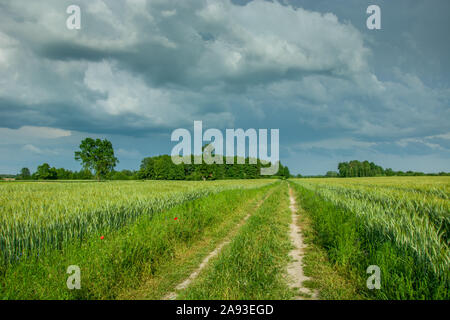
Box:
178;182;294;300
290;178;449;300
2;176;447;300
119;185;274;299
0;183;276;299
0;179;273;266
290;183;362;299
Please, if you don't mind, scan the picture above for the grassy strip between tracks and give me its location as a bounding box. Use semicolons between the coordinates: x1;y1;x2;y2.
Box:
178;182;294;300
0;183;277;299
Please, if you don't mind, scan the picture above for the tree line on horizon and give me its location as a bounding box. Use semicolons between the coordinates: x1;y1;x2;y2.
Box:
13;156;291;181
137;154;291;180
13;158;448;181
328;160;449;178
8;138;449;181
13;138;291;181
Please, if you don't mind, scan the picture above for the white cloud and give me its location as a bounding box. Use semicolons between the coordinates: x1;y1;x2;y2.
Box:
83;61;198;126
0;126;72;145
161;9;176;17
22;144;60;155
193;0;369;81
427;132;450;140
3;0;444;138
0;0;448;175
22;144;43;154
396;138;443;150
395;132;450;151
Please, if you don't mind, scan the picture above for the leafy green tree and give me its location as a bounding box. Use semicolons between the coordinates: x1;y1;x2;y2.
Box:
107;170;136;180
138;157;156;179
138;155;186;180
338;162;349;177
36;163;57;180
278;163;290;179
74;169;94;180
55;168;74;180
326;171;338;177
338;160;386;177
74;138;118;180
137;148;290;181
19;167;31;180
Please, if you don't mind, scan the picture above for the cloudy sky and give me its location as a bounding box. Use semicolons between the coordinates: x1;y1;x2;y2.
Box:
1;0;449;175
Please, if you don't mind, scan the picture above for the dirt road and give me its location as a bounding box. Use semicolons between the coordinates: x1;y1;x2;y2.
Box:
287;187;317;299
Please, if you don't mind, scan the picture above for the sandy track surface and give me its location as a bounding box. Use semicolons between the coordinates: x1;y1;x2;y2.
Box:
287;187;317;299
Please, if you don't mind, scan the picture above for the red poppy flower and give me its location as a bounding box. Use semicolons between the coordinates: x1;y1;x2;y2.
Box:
174;217;178;220
100;236;104;240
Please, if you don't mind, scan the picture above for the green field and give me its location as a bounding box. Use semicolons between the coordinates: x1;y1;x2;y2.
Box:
291;177;449;299
0;177;448;299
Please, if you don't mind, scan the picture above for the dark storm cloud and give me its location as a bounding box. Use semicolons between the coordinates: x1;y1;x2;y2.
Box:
287;0;450;86
0;97;178;137
0;0;449;174
38;41;112;61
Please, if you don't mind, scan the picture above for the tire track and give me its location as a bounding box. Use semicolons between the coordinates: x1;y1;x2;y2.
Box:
287;187;317;299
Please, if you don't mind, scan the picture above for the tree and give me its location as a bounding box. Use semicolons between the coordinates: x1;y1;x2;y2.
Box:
74;138;118;181
138;155;185;180
138;157;156;179
19;167;31;180
137;152;290;181
338;162;349;177
278;163;291;179
107;169;136;180
326;171;338;177
55;168;73;180
36;163;57;180
338;160;387;177
74;169;94;180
